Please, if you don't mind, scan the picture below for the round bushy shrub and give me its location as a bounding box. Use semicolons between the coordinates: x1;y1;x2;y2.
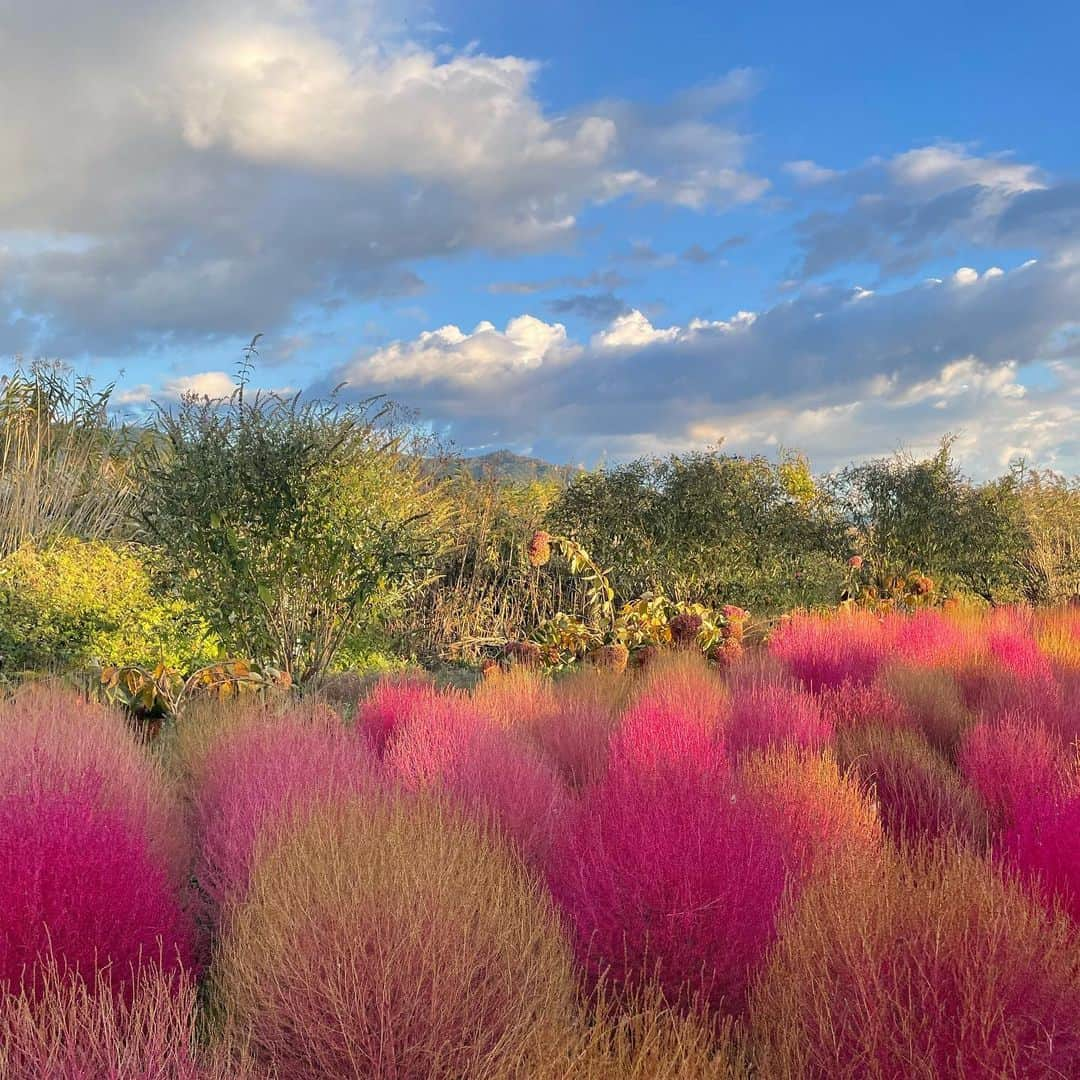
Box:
212;796;577;1080
0;685;191;887
769;611;887;689
0;779;196;1000
837;725;988;847
958;716;1067;832
353;673;440;758
725;683;831;757
0;537;216;673
1002;783;1080;923
750;847;1080;1078
879;663;972;757
524;667;624;789
547;763;794;1017
192;706;378;912
387;700;567;868
738;747;882;871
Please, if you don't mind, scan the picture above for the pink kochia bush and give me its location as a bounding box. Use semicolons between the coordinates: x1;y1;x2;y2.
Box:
0;778;196;1000
725;683;831;758
769;610;887;689
0;685;190;886
611;653;729;777
387;695;567;868
353;673;440;758
1002;781;1080;923
192;706;378;911
548;762;800;1018
958;716;1067;832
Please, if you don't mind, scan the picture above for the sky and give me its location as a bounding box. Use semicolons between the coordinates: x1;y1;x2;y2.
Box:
1;0;1078;476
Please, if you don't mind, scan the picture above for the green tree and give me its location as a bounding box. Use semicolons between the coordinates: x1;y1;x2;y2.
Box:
548;450;847;612
830;440;1031;603
137;389;442;683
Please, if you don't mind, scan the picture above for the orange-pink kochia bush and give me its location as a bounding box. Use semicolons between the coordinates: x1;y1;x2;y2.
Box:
191;706;379;913
386;695;568;869
0;960;255;1080
211;796;577;1080
750;846;1080;1079
0;779;196;1001
836;725;988;848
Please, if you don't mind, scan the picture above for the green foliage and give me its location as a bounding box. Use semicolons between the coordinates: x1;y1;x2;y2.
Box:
136;389;443;683
0;538;216;673
830;439;1032;603
548;450;847;613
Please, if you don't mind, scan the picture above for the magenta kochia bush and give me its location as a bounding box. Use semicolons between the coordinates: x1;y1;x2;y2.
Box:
353;674;440;758
0;778;196;999
725;683;831;757
387;699;567;868
193;708;378;911
1002;782;1080;923
0;686;190;886
546;763;796;1017
958;716;1067;832
769;611;887;689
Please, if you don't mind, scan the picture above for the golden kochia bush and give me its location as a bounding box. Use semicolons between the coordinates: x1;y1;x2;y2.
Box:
211;794;578;1080
522;985;751;1080
749;845;1080;1080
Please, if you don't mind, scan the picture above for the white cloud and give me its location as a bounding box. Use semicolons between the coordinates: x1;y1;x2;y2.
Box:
0;1;765;355
324;258;1080;476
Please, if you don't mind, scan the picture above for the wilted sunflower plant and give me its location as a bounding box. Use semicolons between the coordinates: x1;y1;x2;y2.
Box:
511;531;748;672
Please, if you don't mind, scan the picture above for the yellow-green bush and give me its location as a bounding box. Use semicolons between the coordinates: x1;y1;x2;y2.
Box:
0;537;218;673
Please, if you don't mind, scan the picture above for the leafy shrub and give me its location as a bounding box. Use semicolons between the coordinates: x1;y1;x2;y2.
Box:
191;705;378;912
0;778;195;999
529;983;750;1079
211;796;577;1079
750;846;1080;1078
138;389;443;684
0;538;215;673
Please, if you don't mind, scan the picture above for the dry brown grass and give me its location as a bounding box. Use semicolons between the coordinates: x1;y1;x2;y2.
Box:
210;793;578;1079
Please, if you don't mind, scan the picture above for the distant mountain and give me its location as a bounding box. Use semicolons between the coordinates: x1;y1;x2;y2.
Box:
455;449;581;485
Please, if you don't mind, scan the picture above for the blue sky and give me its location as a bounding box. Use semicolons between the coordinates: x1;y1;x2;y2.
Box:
1;0;1078;474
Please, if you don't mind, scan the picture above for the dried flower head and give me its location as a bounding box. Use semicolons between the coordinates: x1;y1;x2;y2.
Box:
669;612;703;648
527;530;553;568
